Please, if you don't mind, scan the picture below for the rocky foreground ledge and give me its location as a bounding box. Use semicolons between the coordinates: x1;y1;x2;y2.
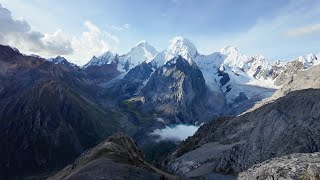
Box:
49;133;178;180
238;153;320;180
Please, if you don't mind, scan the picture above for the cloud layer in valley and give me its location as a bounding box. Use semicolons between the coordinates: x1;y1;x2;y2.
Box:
150;124;200;142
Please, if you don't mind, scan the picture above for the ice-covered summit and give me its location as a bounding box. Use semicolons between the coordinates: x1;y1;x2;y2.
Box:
219;46;253;69
119;41;158;70
297;53;319;68
128;41;157;63
152;36;199;66
83;51;116;69
165;36;199;62
220;46;239;55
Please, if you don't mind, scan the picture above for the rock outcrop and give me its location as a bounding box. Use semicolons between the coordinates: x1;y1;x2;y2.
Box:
273;64;320;99
274;60;304;86
238;153;320;180
50;133;178;180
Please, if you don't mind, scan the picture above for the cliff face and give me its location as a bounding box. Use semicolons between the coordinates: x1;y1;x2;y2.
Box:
140;56;226;123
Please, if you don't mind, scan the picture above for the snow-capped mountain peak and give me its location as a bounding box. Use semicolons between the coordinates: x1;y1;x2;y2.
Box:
220;46;239;55
219;46;251;70
127;40;157;63
83;50;116;69
47;56;76;67
135;40;150;47
297;53;319;68
48;56;67;64
165;36;199;63
219;46;268;74
117;41;158;72
99;50;114;57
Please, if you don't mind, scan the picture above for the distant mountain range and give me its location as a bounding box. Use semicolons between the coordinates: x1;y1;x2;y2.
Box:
51;36;319;116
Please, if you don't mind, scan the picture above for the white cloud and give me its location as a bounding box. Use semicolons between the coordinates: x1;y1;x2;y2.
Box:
0;3;120;65
150;124;199;142
287;23;320;37
69;21;115;65
0;3;73;56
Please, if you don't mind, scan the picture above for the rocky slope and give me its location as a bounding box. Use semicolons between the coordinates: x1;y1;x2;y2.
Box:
246;63;320;113
273;53;319;86
273;64;320;99
105;61;154;98
164;88;320;177
0;45;124;177
50;133;178;180
238;153;320;180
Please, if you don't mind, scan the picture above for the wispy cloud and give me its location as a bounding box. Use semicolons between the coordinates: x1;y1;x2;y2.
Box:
105;31;120;43
286;23;320;37
196;0;320;59
108;23;131;31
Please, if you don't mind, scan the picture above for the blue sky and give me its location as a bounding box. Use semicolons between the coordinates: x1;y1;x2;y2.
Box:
0;0;320;65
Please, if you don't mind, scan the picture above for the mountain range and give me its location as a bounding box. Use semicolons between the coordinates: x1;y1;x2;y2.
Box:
56;36;319;116
0;36;320;179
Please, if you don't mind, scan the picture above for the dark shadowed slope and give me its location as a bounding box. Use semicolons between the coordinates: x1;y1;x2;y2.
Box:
49;133;178;180
0;45;123;177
